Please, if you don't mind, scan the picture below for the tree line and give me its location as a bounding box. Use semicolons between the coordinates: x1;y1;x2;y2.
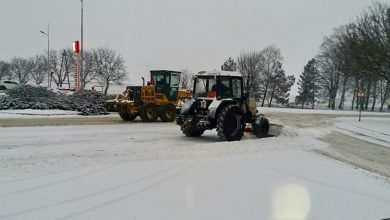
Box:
0;47;127;95
296;1;390;111
180;46;295;107
221;46;295;107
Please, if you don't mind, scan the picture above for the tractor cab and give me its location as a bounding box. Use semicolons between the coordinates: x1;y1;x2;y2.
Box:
151;70;181;101
193;71;243;102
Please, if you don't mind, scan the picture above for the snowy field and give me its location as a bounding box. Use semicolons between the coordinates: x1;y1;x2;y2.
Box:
1;109;390;220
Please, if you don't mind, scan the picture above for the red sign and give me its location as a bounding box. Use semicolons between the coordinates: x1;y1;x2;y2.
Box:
73;41;80;54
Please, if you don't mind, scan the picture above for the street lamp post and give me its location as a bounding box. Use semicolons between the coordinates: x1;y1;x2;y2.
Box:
40;23;50;88
80;0;84;89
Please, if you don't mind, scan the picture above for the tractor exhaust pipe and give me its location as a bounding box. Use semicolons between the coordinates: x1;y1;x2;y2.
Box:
141;77;145;86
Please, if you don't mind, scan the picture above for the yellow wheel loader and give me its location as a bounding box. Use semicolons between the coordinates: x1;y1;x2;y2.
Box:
106;70;190;122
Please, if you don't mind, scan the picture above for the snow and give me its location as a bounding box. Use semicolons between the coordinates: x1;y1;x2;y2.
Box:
336;117;390;148
258;107;390;116
1;120;390;219
0;109;79;118
0;110;117;119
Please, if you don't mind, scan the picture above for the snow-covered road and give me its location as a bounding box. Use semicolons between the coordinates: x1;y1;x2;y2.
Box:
1;111;390;220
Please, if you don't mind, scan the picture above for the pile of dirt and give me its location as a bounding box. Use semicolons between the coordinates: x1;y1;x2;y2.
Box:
0;85;108;115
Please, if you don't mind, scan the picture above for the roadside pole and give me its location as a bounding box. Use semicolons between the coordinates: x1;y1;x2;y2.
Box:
357;90;364;122
73;41;81;91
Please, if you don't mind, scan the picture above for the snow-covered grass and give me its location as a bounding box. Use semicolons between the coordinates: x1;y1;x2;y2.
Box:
1;120;390;219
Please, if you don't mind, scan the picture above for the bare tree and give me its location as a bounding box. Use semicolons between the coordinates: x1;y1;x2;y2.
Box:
0;61;11;80
237;51;263;98
81;49;97;88
94;47;127;95
180;68;194;90
259;46;283;107
10;57;31;84
30;55;46;85
50;49;75;88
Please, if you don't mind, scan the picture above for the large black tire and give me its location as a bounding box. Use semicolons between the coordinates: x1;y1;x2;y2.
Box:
119;112;137;121
254;116;269;138
140;103;158;122
216;105;245;141
160;104;176;122
181;119;205;137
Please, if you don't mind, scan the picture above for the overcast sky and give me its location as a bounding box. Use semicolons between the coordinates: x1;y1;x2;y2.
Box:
0;0;376;94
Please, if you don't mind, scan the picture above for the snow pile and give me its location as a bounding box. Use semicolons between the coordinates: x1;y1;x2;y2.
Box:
0;85;108;115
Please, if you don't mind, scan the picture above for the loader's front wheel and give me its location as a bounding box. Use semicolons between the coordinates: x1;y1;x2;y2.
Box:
217;105;245;141
140;103;158;122
160;104;176;122
119;112;137;121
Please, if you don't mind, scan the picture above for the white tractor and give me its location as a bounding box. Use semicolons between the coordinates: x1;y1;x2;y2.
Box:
176;70;269;141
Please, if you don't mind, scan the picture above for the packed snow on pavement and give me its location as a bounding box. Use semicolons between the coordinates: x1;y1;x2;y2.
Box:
0;109;390;220
336;117;390;148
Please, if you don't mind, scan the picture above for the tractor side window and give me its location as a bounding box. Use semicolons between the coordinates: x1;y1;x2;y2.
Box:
220;78;232;98
171;75;179;87
232;79;242;98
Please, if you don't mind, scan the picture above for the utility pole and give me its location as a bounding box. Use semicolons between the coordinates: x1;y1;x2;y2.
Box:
40;23;50;88
80;0;84;89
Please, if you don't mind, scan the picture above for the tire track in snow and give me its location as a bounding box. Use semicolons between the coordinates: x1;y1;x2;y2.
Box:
252;159;390;205
0;160;189;219
53;160;199;220
337;126;390;145
0;163;120;197
0;159;183;198
351;125;390;137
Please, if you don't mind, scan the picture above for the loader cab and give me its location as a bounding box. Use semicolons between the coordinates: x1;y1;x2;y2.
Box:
150;70;181;101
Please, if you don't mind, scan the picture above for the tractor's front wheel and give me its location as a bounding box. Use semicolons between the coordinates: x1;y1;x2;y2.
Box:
119;112;137;121
181;119;205;137
253;116;270;138
140;103;158;122
160;104;176;122
216;105;245;141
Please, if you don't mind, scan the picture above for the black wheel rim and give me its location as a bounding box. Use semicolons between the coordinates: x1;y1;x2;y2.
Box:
147;108;156;119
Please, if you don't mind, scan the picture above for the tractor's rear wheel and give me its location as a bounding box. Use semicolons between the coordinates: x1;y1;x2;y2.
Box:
216;105;245;141
119;112;137;121
160;104;176;122
181;119;205;137
140;103;158;122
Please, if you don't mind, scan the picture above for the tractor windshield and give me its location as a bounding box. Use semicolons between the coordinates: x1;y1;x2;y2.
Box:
194;77;216;98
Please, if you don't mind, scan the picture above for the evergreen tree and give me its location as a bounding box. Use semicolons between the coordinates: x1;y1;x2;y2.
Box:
221;57;237;71
295;58;319;109
267;61;295;106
